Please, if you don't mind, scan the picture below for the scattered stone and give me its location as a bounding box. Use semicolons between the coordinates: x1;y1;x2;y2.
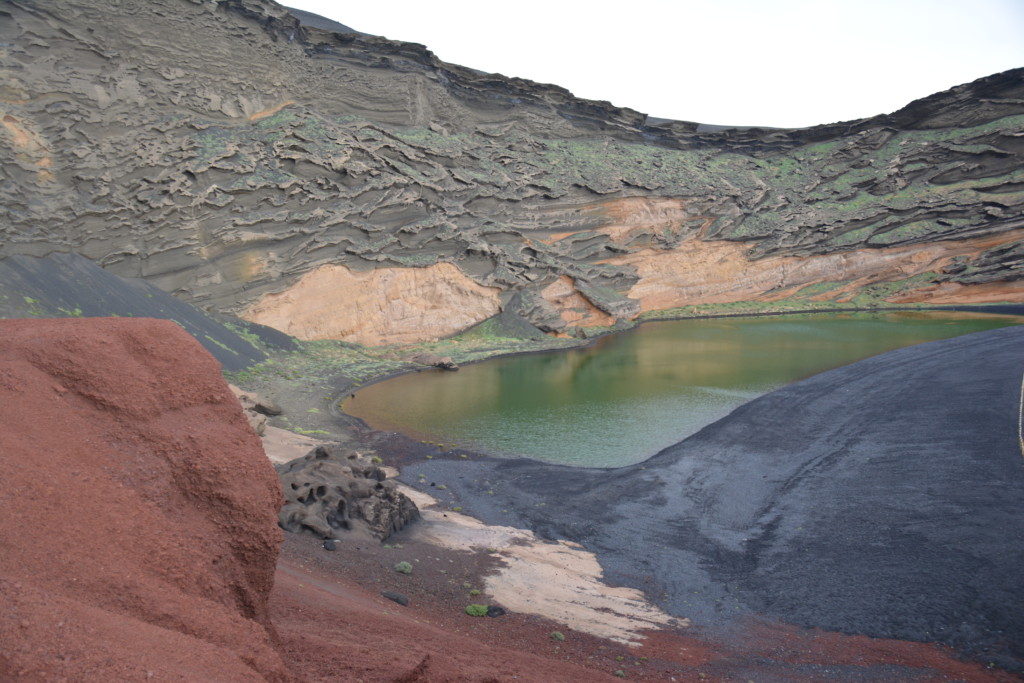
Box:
486;605;506;618
322;539;336;551
252;396;283;416
409;353;459;371
381;591;409;606
228;384;269;436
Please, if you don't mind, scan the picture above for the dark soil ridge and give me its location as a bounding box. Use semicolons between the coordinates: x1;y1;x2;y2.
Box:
0;252;295;371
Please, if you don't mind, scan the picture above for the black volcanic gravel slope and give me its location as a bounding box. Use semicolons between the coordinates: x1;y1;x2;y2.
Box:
402;325;1024;671
0;252;294;370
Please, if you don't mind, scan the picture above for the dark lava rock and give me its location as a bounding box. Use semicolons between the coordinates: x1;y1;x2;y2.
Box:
486;606;506;618
276;445;419;541
381;591;409;607
322;539;336;551
409;353;459;371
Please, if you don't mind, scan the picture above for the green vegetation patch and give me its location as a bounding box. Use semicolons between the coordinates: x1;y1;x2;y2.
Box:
464;604;488;617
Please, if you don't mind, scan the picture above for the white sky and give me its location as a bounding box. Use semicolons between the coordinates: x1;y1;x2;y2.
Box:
285;0;1024;128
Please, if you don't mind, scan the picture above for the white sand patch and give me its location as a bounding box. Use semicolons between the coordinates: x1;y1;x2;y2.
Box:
400;486;686;645
260;425;326;465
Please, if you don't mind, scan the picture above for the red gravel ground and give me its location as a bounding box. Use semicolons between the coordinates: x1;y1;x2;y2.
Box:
274;531;1012;681
0;318;625;681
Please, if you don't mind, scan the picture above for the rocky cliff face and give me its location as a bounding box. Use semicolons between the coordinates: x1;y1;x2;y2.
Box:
2;0;1021;343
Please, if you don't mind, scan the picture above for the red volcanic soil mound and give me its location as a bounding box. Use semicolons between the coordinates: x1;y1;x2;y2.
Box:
0;318;287;680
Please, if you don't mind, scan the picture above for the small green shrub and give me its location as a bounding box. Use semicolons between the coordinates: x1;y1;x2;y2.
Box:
465;604;488;617
469;589;481;596
393;561;412;574
550;631;565;642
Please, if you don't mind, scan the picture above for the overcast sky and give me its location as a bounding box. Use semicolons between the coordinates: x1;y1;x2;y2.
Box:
285;0;1024;128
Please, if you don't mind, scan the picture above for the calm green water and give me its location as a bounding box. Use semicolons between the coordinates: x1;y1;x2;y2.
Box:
345;311;1021;467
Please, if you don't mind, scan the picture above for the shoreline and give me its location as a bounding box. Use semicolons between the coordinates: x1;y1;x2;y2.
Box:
340;301;1024;398
231;303;1024;448
396;325;1024;673
335;302;1024;463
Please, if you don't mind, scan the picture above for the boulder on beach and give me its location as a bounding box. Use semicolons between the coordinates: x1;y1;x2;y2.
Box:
277;445;419;540
229;383;285;436
409;352;459;370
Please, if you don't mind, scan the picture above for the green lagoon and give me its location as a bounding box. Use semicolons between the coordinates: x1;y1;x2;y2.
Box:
345;311;1021;467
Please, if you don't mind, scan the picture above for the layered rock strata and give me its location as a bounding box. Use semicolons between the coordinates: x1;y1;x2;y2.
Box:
1;0;1021;343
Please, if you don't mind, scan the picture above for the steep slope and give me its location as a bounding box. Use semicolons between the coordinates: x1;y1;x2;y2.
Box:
0;252;295;369
1;0;1021;343
0;318;287;679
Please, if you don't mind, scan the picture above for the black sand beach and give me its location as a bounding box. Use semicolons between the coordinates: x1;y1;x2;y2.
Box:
400;325;1024;670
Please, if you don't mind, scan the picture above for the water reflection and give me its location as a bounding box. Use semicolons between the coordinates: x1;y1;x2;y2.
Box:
346;311;1020;467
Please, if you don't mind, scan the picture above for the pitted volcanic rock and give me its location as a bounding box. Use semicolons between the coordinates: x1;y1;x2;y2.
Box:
277;445;419;540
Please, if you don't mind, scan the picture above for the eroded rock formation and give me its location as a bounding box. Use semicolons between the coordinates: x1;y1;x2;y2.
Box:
0;318;288;680
1;0;1021;343
277;445;419;540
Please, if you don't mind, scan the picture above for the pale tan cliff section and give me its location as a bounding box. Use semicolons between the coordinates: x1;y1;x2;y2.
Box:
242;262;501;345
535;195;1024;312
541;276;615;328
594;196;711;235
541;196;708;245
887;279;1024;304
1;111;55;183
606;227;1024;311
